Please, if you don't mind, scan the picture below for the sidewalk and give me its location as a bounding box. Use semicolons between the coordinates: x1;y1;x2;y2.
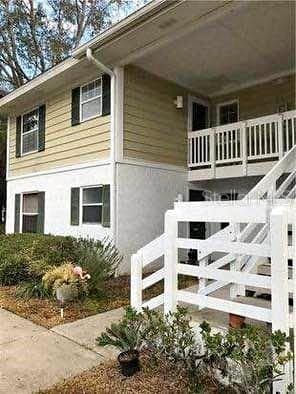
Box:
0;307;123;393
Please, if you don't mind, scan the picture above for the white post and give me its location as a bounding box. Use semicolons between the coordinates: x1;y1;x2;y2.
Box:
230;223;244;298
241;122;248;176
130;252;142;312
270;206;290;393
164;210;178;314
278;114;284;159
210;129;216;178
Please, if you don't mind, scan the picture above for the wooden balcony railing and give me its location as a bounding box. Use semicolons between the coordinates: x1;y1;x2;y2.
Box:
188;110;296;172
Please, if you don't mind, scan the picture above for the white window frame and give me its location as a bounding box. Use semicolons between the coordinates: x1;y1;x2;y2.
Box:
80;77;102;123
20;192;39;233
21;107;39;156
80;185;103;225
216;99;239;126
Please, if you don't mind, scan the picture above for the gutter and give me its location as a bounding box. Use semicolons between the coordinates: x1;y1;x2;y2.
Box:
86;48;117;246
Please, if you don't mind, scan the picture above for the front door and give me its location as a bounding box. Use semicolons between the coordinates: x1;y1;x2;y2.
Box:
188;189;206;264
189;96;209;132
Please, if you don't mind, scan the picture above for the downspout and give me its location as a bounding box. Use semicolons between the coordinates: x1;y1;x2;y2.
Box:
86;48;117;245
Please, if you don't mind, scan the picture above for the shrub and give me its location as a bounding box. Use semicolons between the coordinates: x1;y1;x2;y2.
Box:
16;281;51;299
0;255;28;285
97;307;144;352
0;234;122;291
97;307;293;393
74;238;122;295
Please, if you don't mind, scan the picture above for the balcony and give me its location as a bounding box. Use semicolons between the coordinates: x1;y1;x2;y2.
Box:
188;110;296;181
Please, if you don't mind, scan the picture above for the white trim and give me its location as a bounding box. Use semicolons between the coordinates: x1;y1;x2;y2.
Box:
7;159;111;182
20;107;39;156
119;158;187;173
79;77;103;123
20;191;39;233
114;67;124;162
73;0;177;58
216;99;239;126
0;58;80;111
187;94;210;132
6;117;10;180
209;69;295;98
81;185;103;225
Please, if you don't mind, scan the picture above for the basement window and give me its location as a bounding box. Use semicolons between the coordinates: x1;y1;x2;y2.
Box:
22;109;39;154
82;186;103;224
22;193;39;233
80;78;102;122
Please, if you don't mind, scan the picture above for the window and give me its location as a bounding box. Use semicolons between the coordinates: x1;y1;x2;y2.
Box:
217;100;239;125
22;193;39;233
22;109;39;154
82;186;103;224
80;78;102;122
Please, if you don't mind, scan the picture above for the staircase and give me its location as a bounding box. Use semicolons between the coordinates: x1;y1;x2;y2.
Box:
131;145;296;392
131;145;296;312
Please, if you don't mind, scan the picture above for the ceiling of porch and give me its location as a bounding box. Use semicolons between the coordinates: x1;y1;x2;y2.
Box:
133;0;295;97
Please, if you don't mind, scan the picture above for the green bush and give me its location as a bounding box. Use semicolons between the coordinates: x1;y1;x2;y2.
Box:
0;234;122;290
16;281;51;299
97;307;293;393
0;254;28;285
75;238;121;295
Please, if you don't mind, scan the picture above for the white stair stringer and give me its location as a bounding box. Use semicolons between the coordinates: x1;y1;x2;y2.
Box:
199;146;296;298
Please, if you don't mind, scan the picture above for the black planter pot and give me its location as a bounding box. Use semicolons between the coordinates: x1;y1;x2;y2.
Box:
118;350;140;377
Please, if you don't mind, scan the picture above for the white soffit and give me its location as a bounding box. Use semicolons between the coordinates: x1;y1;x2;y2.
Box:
133;0;296;96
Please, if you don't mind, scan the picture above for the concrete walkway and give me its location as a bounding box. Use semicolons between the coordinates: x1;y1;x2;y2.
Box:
0;307;123;394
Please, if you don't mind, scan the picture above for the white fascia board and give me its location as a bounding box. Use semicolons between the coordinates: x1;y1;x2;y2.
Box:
0;57;80;110
72;0;178;58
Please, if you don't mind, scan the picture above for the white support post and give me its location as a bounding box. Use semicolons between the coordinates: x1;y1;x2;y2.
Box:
130;252;142;312
241;122;248;176
198;257;208;292
278;114;284;159
210;129;216;178
270;207;290;393
164;210;178;314
230;223;245;298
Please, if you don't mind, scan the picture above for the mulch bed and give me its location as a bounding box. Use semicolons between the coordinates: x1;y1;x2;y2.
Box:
40;355;190;394
0;275;197;328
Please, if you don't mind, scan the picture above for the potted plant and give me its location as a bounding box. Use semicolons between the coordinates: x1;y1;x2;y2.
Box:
42;262;89;301
97;307;144;377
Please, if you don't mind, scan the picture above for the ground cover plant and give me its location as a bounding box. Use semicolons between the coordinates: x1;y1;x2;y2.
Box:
0;233;196;327
96;307;293;394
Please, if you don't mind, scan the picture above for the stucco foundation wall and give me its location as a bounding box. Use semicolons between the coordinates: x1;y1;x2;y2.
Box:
6;163;111;241
116;162;188;273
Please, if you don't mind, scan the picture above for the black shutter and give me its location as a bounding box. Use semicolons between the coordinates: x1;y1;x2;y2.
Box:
102;184;110;227
102;74;111;116
14;194;21;233
38;105;46;152
37;192;45;233
71;87;80;126
71;188;80;225
16;116;22;158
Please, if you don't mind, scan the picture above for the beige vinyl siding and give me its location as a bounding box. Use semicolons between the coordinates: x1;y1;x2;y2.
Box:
212;74;296;125
9;87;110;177
123;65;191;167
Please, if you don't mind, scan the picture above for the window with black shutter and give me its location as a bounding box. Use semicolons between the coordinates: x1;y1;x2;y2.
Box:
71;74;110;126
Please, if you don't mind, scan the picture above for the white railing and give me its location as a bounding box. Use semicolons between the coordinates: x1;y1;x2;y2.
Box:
188;110;296;169
131;200;296;392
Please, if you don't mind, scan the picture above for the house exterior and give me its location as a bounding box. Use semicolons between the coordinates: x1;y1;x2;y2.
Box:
0;0;295;272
